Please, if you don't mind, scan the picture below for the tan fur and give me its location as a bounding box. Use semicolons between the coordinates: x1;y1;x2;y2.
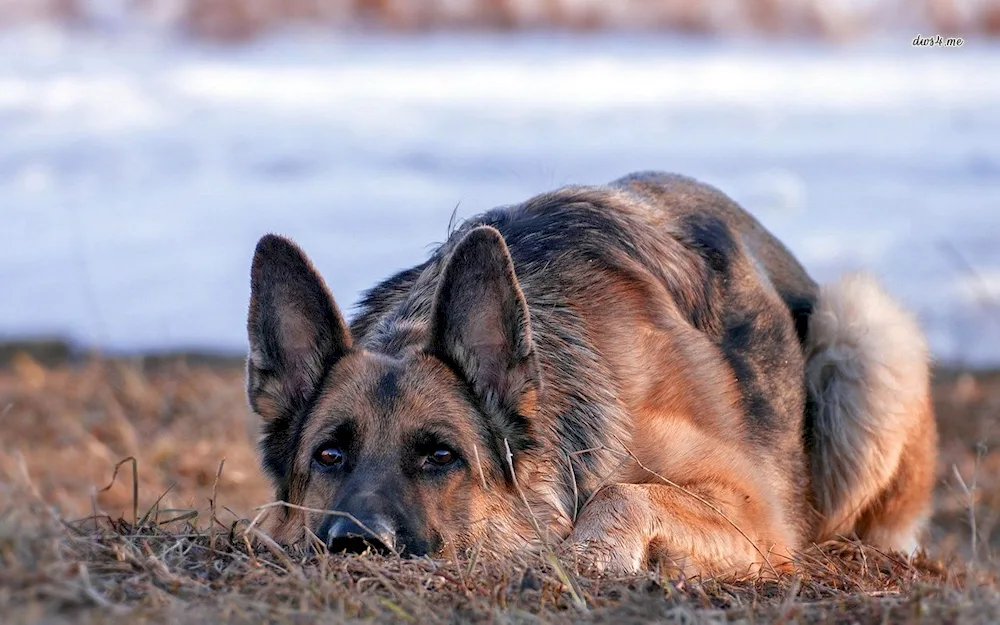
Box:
554;264;801;576
804;272;938;551
567;330;799;575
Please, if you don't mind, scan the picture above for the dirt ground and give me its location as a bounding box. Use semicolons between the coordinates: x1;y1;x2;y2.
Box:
1;346;999;623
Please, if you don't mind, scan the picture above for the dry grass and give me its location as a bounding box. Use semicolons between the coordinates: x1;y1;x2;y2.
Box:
1;346;1000;623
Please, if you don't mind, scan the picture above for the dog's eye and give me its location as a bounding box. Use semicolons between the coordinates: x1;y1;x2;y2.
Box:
314;446;344;467
426;449;455;467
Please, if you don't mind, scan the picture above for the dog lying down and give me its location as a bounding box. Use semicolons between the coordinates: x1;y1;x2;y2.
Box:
244;171;937;577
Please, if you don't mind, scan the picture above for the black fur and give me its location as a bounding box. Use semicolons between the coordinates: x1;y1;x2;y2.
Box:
374;366;401;413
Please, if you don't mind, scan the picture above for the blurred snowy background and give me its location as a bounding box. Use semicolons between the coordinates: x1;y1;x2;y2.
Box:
1;0;998;365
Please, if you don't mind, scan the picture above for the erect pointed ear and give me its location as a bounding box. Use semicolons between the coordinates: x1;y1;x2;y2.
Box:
246;234;351;422
427;226;541;441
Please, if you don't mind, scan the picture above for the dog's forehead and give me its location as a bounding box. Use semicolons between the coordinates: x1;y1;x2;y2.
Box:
302;351;471;443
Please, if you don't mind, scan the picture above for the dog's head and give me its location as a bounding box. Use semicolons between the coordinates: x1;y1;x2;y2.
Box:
245;227;544;557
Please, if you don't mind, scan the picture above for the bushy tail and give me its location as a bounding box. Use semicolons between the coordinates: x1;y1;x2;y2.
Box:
804;272;937;553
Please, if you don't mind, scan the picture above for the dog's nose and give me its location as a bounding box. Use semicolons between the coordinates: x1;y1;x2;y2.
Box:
325;515;396;555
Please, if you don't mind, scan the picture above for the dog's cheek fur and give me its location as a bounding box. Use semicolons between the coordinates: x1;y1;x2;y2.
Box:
452;480;540;558
406;472;475;555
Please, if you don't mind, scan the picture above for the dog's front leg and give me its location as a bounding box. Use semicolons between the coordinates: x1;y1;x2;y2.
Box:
564;482;792;577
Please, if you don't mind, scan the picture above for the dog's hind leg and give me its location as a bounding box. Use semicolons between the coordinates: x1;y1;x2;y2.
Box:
804;272;938;553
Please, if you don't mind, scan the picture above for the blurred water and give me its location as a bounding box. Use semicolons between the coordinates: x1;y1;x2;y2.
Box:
1;31;998;364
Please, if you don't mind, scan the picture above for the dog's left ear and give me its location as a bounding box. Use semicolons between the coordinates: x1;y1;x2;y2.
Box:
428;226;541;443
246;234;352;424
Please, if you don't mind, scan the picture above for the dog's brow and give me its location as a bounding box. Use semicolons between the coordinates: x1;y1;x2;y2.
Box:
405;422;464;449
312;418;358;447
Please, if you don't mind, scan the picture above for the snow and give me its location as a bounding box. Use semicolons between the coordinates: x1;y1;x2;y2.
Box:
1;31;998;365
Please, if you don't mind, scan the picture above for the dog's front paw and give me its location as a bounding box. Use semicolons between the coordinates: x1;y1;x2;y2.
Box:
562;504;653;575
560;483;654;575
561;533;647;576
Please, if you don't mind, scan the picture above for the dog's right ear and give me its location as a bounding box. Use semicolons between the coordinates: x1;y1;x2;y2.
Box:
246;234;351;423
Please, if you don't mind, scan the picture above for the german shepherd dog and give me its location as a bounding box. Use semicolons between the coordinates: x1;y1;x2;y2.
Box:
245;172;937;577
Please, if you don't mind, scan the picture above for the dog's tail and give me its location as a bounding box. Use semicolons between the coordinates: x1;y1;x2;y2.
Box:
804;272;937;553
